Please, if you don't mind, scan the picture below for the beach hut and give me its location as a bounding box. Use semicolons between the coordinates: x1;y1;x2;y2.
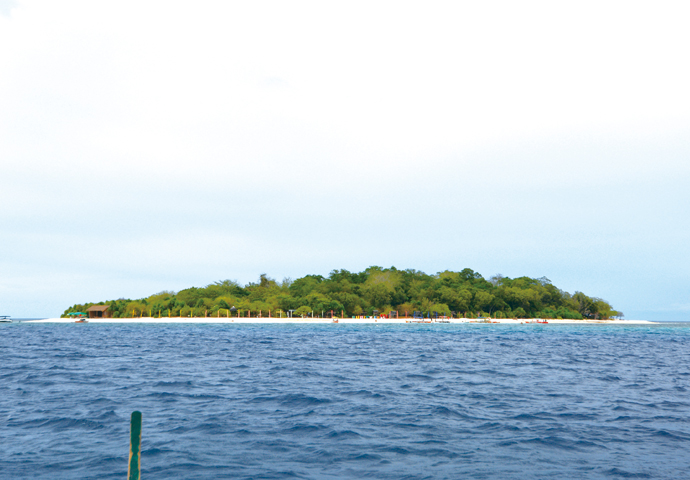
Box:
87;305;112;319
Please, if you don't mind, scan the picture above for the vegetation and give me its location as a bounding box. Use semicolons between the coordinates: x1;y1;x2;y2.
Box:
62;267;622;320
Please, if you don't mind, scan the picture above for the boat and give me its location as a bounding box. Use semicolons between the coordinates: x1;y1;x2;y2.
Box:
67;312;88;323
0;315;11;323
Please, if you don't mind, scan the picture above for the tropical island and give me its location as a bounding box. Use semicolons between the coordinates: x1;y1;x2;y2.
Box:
61;267;623;321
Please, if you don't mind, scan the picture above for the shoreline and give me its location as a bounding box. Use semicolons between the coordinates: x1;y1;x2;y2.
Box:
25;317;657;325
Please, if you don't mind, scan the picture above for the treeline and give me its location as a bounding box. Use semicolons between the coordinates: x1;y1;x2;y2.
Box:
62;267;622;320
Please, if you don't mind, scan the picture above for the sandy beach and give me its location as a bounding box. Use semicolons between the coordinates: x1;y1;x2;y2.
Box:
27;317;657;325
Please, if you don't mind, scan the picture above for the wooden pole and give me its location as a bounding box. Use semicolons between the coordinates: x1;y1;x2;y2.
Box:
128;411;142;480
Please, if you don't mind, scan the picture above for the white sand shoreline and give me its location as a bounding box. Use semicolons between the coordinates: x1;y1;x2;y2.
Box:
26;317;657;325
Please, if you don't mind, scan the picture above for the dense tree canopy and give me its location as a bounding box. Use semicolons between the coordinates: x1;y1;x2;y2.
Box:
62;267;622;320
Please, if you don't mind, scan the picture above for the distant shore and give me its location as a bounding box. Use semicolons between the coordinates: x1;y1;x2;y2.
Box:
27;317;657;325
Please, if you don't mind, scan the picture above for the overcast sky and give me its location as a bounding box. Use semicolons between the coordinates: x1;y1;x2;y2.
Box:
1;1;689;320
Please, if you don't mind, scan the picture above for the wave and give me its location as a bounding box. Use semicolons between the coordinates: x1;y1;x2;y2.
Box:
326;429;361;439
250;393;332;407
520;436;603;451
605;467;652;478
10;416;106;430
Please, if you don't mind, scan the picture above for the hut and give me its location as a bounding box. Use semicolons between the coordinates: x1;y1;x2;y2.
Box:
87;305;112;319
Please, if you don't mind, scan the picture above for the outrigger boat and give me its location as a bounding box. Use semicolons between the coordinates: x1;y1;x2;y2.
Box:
67;312;89;323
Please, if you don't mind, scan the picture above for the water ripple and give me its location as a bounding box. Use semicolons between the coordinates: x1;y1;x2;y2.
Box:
1;322;689;479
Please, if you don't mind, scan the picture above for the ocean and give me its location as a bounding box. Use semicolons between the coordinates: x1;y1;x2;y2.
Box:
2;322;689;479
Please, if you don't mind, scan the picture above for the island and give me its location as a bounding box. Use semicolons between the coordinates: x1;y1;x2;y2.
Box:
55;267;636;323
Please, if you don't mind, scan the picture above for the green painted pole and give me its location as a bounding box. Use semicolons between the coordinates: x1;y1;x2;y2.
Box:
128;411;142;480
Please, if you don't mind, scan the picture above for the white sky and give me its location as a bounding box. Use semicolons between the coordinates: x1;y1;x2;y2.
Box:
1;1;689;319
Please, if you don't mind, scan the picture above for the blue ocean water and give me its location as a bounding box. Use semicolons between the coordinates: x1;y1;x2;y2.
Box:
2;323;690;480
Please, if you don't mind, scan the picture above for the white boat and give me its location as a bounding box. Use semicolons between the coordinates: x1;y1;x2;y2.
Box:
0;316;11;323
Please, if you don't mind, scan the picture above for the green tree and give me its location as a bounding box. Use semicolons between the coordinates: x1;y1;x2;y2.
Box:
61;266;619;322
294;306;312;317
